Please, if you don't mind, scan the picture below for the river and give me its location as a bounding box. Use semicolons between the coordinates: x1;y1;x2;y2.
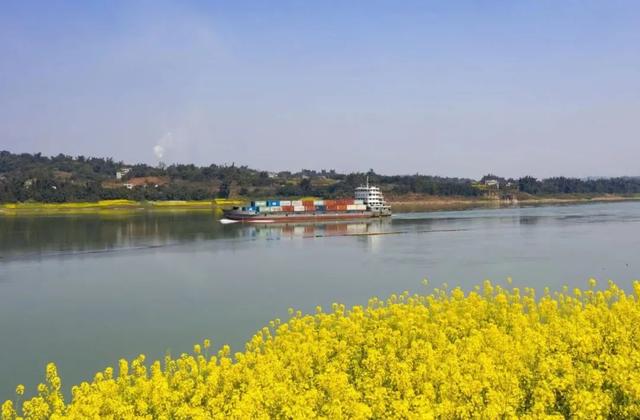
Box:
1;201;639;399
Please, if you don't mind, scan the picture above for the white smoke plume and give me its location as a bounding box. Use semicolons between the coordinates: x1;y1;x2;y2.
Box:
153;144;165;159
153;131;173;162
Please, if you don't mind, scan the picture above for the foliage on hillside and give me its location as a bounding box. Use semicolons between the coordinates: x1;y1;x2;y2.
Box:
3;280;640;419
2;151;640;203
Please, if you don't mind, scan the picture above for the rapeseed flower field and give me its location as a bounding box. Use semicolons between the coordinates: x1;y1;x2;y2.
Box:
3;279;640;419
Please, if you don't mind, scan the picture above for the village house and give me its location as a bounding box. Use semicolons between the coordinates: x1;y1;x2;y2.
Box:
484;179;500;189
116;167;131;180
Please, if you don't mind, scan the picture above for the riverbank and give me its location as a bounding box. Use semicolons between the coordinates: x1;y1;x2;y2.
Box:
2;194;639;215
0;199;244;215
387;193;640;212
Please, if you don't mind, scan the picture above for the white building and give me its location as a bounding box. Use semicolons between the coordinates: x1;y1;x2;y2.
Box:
116;168;131;180
484;179;499;188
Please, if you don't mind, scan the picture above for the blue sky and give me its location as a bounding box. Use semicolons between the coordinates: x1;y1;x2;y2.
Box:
1;1;639;178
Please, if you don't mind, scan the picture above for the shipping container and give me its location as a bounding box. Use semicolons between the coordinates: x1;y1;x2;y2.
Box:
337;205;347;211
313;200;324;206
280;200;291;206
302;200;314;206
324;200;336;206
253;201;267;207
315;205;326;211
270;206;282;212
346;204;358;211
293;206;306;212
281;205;294;212
267;200;280;207
354;199;364;205
291;200;303;206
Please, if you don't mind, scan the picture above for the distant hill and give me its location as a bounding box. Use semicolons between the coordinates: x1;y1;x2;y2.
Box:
1;151;640;203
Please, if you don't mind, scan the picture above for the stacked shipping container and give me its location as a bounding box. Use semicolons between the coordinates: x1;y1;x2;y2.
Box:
247;198;366;214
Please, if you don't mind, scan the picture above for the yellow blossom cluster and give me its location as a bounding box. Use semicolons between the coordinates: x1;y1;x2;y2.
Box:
3;280;640;419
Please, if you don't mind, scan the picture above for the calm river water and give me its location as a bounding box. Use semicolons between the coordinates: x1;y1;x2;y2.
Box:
1;201;640;398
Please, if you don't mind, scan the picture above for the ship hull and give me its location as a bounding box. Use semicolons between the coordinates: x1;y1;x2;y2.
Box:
223;210;389;223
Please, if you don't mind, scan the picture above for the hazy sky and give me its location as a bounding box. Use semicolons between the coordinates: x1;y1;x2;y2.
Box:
1;1;639;178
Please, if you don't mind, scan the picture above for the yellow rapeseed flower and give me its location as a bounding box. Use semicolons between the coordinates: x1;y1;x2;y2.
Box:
3;280;640;419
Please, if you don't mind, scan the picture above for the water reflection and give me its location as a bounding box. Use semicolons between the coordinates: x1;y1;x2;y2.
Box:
0;214;399;260
0;212;225;259
238;219;392;240
2;202;640;261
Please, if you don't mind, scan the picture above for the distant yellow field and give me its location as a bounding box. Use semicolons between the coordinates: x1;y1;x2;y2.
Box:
0;199;246;215
148;200;212;207
1;199;136;210
212;198;245;206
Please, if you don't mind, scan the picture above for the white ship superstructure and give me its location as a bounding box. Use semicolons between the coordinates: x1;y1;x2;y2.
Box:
355;179;391;215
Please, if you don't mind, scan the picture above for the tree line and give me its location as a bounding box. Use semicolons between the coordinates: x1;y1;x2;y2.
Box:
1;151;639;203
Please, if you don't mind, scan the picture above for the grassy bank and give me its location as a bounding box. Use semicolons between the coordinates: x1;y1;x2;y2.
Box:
0;199;245;215
3;280;640;418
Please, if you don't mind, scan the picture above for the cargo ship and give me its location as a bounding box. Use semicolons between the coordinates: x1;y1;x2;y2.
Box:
222;182;391;223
